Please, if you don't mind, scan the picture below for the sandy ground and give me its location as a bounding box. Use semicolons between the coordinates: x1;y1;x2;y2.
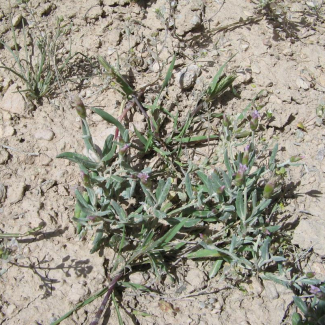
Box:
1;0;325;324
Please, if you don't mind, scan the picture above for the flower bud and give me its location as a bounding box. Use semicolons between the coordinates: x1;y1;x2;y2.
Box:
137;172;149;184
242;145;250;166
80;172;91;187
217;185;225;194
250;110;260;131
119;143;130;155
234;164;248;187
263;181;275;199
223;113;231;128
73;95;86;118
290;155;304;163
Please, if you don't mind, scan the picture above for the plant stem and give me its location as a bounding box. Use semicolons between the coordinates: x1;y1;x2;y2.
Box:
89;272;124;325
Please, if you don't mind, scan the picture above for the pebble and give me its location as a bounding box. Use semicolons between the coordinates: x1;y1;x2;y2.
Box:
39;153;52;166
1;84;26;115
7;182;26;204
34;129;55;141
283;48;293;56
12;14;22;27
208;298;216;304
177;65;201;90
198;301;206;309
296;77;310;90
251;62;261;74
0;125;15;137
129;272;147;285
0;149;9;164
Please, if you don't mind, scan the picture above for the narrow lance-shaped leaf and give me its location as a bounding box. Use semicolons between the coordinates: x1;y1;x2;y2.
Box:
185;173;193;200
90;107;126;135
293;296;308;315
206;53;236;100
197;171;214;196
187;249;223;259
209;260;223;279
224;149;234;178
157;178;172;206
154;54;176;106
111;200;127;222
269;143;278;171
56;152;98;169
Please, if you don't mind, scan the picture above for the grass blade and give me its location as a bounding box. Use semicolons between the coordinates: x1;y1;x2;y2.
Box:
112;292;124;325
50;287;108;325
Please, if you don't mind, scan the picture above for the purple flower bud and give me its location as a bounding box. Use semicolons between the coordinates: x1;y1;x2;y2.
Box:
263;181;275;199
73;95;86;118
242;150;249;166
251;110;260;119
137;172;149;184
87;215;96;221
223;113;231;128
235;163;248;187
250;110;260;131
217;185;225;194
306;272;316;279
310;285;321;295
290;155;304;163
119;143;130;154
80;171;91;187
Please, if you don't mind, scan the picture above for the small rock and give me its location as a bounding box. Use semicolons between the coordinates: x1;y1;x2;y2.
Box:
185;269;207;292
241;44;249;51
34;129;55;141
175;8;202;35
6;304;16;316
0;149;9;164
198;301;206;309
208;298;216;304
39;153;52;166
129;272;147;285
1;84;26;115
0;183;6;203
296;77;310;90
177;65;201;90
0;125;15;137
236;69;252;84
8;182;26;204
283;48;293;56
87;6;103;20
2;111;12;121
152;62;160;73
39;3;55;16
40;180;56;193
12;14;22;27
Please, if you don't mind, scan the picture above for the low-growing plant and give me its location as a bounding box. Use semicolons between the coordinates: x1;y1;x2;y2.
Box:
54;56;300;324
0;12;72;100
262;269;325;324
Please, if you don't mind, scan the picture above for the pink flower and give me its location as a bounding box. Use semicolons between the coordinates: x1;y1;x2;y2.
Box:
137;172;149;183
